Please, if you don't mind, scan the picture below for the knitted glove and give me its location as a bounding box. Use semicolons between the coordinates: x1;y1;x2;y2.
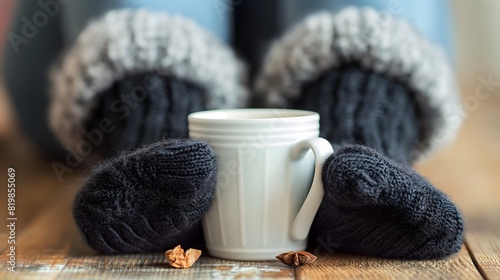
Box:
255;8;464;259
49;10;248;253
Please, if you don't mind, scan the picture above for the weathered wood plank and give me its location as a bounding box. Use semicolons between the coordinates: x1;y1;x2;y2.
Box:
0;186;89;278
465;215;500;280
296;247;482;280
50;256;293;279
0;187;294;279
0;142;82;254
4;82;500;278
1;254;294;279
467;232;500;280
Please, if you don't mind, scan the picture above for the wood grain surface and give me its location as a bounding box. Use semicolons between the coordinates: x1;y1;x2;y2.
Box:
0;188;295;280
466;216;500;280
0;85;499;279
296;247;482;280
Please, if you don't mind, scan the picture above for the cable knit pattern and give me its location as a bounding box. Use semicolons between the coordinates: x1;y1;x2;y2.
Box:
86;73;206;158
311;145;464;259
50;9;248;154
72;138;217;254
255;7;462;160
294;64;422;163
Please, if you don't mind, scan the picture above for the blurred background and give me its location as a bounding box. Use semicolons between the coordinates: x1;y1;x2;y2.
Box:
0;0;499;231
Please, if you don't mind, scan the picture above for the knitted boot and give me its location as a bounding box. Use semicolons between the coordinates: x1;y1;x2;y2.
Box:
49;9;248;160
49;10;248;254
255;8;464;259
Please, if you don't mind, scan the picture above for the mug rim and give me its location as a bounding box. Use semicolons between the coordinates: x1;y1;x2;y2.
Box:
188;108;319;124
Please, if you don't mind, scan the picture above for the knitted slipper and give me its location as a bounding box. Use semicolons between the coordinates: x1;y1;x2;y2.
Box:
49;9;248;159
73;138;217;254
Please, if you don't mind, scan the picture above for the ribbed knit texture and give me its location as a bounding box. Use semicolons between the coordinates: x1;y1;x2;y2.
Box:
293;64;423;164
50;10;249;154
68;11;463;259
254;8;462;161
310;145;464;259
72;138;217;254
86;73;206;158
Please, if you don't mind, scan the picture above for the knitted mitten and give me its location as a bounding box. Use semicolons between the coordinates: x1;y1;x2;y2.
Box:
49;10;248;254
255;8;463;259
73;139;217;254
49;9;247;160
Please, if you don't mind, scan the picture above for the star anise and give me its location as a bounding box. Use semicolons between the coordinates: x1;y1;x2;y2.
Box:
276;251;317;267
165;245;202;269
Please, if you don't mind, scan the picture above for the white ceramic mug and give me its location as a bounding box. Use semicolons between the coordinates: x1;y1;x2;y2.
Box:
188;109;333;260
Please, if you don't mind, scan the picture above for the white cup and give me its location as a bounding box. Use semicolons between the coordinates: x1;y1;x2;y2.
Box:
188;109;333;260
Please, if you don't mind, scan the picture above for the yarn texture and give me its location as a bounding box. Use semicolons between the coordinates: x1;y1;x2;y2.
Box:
294;64;422;163
86;73;207;157
255;8;462;160
72;139;218;254
49;9;248;155
311;145;464;259
56;7;465;260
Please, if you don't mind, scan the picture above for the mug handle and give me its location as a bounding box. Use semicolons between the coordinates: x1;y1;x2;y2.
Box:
290;138;334;241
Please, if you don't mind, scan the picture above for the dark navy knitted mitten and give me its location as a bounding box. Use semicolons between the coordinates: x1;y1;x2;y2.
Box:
312;145;463;259
72;139;217;254
256;8;464;259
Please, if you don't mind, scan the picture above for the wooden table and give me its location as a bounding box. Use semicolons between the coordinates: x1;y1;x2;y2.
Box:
0;91;499;279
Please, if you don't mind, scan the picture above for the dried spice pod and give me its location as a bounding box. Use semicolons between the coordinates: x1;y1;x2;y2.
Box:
276;251;317;267
165;245;202;269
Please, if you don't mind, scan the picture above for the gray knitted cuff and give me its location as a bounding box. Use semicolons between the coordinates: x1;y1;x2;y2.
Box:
49;9;248;151
255;8;462;160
